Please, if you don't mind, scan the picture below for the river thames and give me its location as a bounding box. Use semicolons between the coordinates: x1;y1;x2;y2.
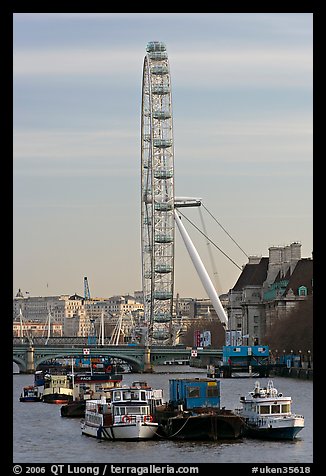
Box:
13;367;313;464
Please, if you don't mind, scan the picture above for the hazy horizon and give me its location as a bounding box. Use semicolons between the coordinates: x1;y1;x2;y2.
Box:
13;13;313;299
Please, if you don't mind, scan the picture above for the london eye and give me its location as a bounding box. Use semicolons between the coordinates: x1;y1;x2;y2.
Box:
141;41;175;345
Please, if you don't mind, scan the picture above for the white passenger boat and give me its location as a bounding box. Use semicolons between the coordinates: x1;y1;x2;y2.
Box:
236;380;304;439
81;382;161;440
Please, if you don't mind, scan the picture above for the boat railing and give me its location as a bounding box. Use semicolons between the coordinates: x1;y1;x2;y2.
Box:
115;414;154;424
294;414;305;419
247;414;300;427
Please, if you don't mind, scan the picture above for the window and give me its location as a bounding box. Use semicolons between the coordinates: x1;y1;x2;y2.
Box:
259;405;270;414
298;286;307;296
207;386;218;397
281;403;291;413
187;386;200;398
126;406;141;415
113;391;121;401
271;404;280;414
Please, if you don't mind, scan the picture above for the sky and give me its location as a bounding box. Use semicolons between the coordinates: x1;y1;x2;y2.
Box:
13;13;313;299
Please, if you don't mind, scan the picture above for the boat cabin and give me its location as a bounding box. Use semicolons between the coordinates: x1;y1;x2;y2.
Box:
72;372;122;401
169;378;220;410
44;374;72;389
111;387;149;403
85;387;156;425
22;385;38;396
111;385;163;411
241;397;292;416
240;381;292;417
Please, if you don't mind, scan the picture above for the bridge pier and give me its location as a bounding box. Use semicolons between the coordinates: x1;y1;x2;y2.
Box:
143;346;153;373
26;346;35;374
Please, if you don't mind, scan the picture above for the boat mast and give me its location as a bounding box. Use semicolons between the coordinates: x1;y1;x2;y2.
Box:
101;310;105;346
45;308;51;345
174;208;228;327
71;357;75;390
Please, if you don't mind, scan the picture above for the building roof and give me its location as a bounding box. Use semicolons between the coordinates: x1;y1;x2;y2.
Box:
68;293;84;301
232;257;269;291
284;258;313;296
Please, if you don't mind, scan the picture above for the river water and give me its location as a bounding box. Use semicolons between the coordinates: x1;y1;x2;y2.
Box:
13;367;313;464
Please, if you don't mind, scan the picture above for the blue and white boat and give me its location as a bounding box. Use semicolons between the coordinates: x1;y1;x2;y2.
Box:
19;385;42;402
236;380;304;440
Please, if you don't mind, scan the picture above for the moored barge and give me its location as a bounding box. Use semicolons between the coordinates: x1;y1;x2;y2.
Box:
154;378;245;440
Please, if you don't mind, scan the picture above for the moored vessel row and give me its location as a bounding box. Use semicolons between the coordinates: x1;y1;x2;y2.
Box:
19;372;305;441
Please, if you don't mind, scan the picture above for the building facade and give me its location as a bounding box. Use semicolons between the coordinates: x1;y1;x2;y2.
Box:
13;242;312;343
13;292;144;338
226;242;313;345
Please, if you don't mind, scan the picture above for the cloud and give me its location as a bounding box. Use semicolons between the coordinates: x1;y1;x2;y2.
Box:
13;45;312;89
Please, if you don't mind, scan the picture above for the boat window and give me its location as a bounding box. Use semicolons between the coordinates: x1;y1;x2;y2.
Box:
187;386;200;398
207;387;218;397
259;405;270;414
123;391;140;400
271;404;280;414
113;391;122;401
126;406;141;415
281;403;291;413
141;391;146;400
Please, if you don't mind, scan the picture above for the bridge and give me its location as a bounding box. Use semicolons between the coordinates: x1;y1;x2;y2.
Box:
13;337;222;373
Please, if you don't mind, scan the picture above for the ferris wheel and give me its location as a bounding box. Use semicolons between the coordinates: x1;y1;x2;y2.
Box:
141;41;175;345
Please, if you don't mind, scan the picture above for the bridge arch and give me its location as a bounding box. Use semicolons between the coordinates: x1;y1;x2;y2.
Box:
13;356;27;373
34;350;144;373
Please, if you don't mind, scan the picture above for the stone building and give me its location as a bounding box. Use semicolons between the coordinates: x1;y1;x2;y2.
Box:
264;257;313;333
226;242;313;345
13;291;144;338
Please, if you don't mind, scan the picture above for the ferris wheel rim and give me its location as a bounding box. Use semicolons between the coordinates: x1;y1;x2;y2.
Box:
140;42;175;345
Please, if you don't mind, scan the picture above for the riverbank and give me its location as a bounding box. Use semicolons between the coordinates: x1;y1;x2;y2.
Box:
270;366;313;380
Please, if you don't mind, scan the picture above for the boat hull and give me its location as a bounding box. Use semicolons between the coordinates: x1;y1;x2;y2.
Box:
61;400;86;417
19;397;42;402
244;425;304;440
81;420;158;440
158;412;244;440
43;394;73;404
243;417;304;440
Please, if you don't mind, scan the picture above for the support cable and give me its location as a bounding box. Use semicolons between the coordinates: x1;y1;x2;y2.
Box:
176;209;242;271
201;202;249;258
198;206;222;295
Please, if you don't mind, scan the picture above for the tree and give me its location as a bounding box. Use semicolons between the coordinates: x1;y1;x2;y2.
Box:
181;318;226;347
264;296;313;354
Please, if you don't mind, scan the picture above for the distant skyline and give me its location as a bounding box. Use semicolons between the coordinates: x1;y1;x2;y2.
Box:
13;13;313;299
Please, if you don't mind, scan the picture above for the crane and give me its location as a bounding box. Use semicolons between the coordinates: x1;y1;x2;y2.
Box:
84;276;91;300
